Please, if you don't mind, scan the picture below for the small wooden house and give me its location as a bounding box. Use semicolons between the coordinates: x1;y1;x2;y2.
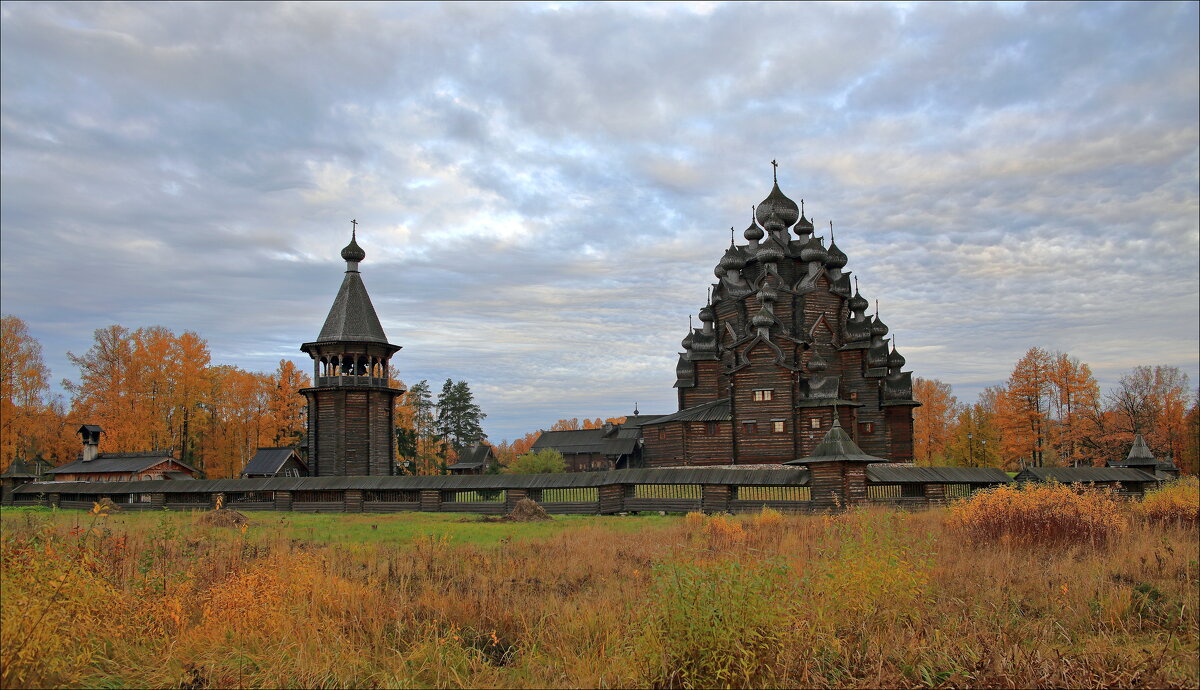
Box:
1106;434;1180;481
531;417;664;472
0;456;54;502
241;447;308;478
446;444;494;475
45;425;199;482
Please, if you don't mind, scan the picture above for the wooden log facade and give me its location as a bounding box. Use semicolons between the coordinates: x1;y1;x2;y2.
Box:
642;170;920;467
299;227;404;477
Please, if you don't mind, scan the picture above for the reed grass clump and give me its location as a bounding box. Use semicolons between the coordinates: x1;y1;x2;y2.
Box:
948;480;1127;546
1135;476;1199;526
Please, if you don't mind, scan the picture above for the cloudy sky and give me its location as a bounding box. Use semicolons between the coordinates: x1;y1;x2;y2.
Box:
2;1;1197;442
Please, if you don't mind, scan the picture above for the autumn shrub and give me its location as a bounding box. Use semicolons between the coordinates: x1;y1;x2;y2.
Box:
1135;476;1200;526
701;512;746;548
632;556;789;689
948;480;1127;546
750;506;784;530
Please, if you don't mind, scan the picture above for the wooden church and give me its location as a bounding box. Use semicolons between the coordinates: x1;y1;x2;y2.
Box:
641;166;919;466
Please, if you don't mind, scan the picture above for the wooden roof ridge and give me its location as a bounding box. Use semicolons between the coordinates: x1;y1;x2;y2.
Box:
639;398;731;425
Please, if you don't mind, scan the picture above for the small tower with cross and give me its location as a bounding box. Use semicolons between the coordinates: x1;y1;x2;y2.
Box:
299;221;405;476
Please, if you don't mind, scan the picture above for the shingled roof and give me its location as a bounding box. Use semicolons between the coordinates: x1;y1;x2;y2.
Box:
241;447;305;476
1015;466;1158;484
316;270;389;343
1107;434;1178;472
46;452;198;476
640;399;731;425
1;457;52;479
531;428;639;457
447;444;494;470
784;419;886;465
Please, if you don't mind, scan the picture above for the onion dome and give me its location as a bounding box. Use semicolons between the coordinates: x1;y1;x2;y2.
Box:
751;306;774;329
793;199;814;235
807;351;828;373
870;315;889;337
744;209;764;242
825;241;847;269
341;223;366;264
887;345;906;370
681;327;694;350
848;290;869;313
755;164;800;228
800;238;828;263
698;304;715;323
762;208;787;236
718;246;746;272
758;282;778;303
756;234;785;263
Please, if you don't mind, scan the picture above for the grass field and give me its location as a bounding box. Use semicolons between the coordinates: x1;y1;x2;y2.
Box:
1;484;1197;689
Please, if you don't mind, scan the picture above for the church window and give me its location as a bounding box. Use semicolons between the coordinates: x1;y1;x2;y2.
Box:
706;422;719;436
742;421;758;434
772;421;785;434
753;389;774;402
658;427;666;440
809;418;822;430
860;422;875;435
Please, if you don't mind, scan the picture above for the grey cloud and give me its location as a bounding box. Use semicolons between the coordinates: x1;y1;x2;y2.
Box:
2;1;1196;441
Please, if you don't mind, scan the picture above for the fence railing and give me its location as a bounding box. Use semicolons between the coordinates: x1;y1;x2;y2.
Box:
4;465;1027;515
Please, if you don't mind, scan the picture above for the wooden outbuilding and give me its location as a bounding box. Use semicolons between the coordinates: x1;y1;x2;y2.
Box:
1106;433;1179;481
44;425;199;482
241;447;308;478
447;444;495;475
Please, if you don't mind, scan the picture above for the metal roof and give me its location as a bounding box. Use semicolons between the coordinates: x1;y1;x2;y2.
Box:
867;465;1013;484
641;399;731;425
1014;467;1158;484
16;467;812;495
241;447;304;476
785;419;885;465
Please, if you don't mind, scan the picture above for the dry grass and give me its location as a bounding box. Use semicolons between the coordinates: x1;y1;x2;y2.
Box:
1135;476;1199;527
1;500;1197;689
948;481;1129;547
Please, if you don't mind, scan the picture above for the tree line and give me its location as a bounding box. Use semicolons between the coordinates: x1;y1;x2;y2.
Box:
1;315;496;478
5;315;1194;476
2;316;310;479
913;347;1198;473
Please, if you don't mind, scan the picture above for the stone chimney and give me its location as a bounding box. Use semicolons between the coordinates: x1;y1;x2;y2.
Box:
77;425;103;462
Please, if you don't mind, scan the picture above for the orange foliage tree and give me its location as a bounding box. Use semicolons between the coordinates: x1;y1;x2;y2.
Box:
995;347;1054;467
911;377;959;465
0;315;74;468
62;324;312;478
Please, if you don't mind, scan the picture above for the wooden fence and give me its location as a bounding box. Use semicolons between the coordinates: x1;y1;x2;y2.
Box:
3;466;1020;515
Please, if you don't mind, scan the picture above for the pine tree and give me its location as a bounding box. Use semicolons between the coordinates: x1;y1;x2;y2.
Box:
435;379;486;453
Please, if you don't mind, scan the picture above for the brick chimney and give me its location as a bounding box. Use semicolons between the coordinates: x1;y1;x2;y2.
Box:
77;425;103;462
